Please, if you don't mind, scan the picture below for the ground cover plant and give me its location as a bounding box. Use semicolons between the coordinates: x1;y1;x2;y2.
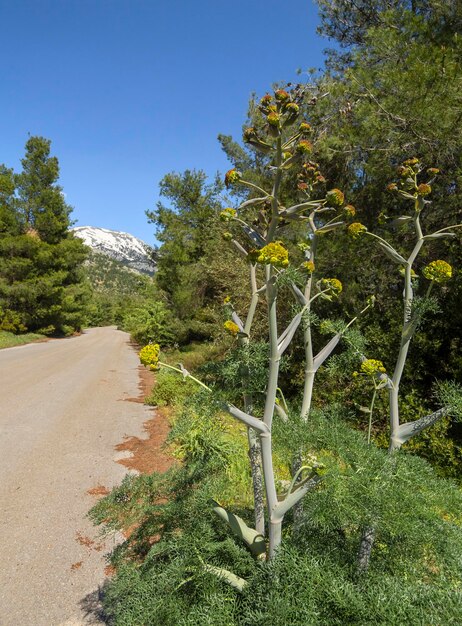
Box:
0;329;45;349
91;82;462;625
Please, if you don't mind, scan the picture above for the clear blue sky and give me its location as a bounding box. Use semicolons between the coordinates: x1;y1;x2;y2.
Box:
1;0;327;245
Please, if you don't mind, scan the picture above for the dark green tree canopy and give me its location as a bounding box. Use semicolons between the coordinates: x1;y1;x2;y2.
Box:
16;136;72;243
0;137;89;334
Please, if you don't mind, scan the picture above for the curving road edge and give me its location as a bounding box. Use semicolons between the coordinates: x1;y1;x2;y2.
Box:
0;327;153;626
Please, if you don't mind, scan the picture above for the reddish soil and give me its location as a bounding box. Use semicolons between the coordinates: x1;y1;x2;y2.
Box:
87;485;110;497
104;565;116;577
70;561;83;571
116;365;176;475
75;531;103;552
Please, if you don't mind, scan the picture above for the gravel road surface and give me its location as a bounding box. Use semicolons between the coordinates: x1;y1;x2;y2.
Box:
0;327;153;625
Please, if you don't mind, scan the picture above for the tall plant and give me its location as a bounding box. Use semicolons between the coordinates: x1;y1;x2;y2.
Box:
348;159;462;452
141;86;370;563
140;101;462;576
348;158;462;571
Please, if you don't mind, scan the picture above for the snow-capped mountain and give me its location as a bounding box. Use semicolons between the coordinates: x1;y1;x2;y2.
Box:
72;226;157;275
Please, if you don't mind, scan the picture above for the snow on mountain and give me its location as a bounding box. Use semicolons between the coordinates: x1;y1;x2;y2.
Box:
72;226;157;275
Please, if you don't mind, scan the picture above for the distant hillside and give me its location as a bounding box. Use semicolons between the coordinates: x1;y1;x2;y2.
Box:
72;226;157;275
84;250;152;295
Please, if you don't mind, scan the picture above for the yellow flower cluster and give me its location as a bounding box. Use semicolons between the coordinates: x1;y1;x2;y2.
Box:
220;208;237;222
302;260;315;273
267;112;280;127
348;222;368;238
274;89;290;102
139;344;160;371
296;140;313;155
254;241;289;268
321;278;343;295
360;359;386;376
285;102;299;114
344;204;356;218
326;188;345;207
224;169;241;188
417;183;432;196
422;260;453;283
224;320;239;336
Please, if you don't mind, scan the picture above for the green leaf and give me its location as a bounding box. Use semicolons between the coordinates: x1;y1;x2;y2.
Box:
391;215;413;226
212;500;266;557
376;240;407;264
424;232;457;240
203;564;248;591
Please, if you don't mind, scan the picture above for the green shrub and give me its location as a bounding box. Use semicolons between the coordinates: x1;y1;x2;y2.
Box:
122;301;177;346
145;370;199;407
0;308;27;333
91;404;462;625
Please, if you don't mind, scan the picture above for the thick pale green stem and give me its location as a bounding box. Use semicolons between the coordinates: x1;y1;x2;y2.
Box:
266;138;282;242
261;264;282;558
367;387;378;445
389;214;424;451
246;425;265;536
301;234;318;419
241;263;265;536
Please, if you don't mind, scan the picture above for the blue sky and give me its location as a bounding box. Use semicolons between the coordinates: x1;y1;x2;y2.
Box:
1;0;327;245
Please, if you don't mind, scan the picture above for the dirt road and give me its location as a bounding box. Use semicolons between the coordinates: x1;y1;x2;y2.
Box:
0;327;153;625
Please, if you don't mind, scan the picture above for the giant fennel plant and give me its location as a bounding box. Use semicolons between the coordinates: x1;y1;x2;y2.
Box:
140;88;462;579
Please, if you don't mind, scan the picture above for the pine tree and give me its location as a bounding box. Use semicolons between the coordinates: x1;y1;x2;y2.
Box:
0;137;89;334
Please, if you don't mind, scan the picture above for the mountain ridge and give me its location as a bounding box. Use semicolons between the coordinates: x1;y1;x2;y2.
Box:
72;225;157;275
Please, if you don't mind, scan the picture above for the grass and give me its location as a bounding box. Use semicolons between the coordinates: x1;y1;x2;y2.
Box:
163;340;225;371
0;330;46;349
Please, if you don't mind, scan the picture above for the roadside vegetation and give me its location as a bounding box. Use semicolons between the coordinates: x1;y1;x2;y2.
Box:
0;330;45;349
90;3;462;623
2;1;461;623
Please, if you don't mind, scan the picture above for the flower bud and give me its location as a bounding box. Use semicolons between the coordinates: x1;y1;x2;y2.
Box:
267;112;280;127
299;122;311;134
321;278;342;295
285;102;299;114
224;169;241;188
220;208;237;221
247;248;260;264
403;157;419;167
274;89;290;102
243;127;256;142
260;94;272;106
344;204;356;218
296;140;313;155
222;232;233;241
326;188;345;207
417;183;431;196
397;165;412;178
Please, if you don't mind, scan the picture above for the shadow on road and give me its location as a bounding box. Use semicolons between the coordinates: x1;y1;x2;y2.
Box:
79;582;111;625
